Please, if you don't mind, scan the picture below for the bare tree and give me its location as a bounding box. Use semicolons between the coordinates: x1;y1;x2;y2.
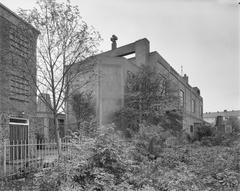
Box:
11;0;101;154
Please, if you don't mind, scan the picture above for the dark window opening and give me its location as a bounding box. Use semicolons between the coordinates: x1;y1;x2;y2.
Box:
190;125;193;133
10;118;28;124
121;53;136;59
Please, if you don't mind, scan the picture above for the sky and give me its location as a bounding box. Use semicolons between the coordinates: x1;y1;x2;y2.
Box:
1;0;239;112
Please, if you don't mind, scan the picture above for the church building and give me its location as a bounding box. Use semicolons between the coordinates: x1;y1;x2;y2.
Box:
66;36;204;135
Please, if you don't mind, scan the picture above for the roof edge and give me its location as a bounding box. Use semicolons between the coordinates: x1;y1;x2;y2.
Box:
0;2;40;34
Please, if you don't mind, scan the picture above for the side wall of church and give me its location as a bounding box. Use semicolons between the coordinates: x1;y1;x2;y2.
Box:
148;52;203;134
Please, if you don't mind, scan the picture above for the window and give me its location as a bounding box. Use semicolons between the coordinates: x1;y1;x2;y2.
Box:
190;125;193;133
58;119;65;138
191;99;195;113
200;105;203;117
179;90;184;108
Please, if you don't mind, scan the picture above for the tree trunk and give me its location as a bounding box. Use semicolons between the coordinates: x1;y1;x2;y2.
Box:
54;114;61;157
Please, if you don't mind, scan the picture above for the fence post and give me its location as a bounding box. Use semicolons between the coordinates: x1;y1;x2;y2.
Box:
58;138;61;158
3;140;6;176
60;138;61;153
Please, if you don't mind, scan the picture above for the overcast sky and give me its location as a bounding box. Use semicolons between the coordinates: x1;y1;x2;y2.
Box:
1;0;239;112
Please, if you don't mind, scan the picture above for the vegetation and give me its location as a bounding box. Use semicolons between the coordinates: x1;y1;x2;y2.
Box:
195;125;213;141
2;62;239;190
1;1;239;190
114;64;182;137
70;92;96;136
1;125;239;191
228;116;240;133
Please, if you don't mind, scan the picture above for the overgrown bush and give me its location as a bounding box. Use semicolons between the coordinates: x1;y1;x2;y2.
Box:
30;126;134;190
114;64;182;138
2;124;239;191
113;107;140;138
200;134;239;147
71;92;96;134
131;124;173;161
195;125;213;141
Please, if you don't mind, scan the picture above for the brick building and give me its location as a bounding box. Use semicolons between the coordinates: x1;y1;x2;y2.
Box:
0;3;39;143
66;37;203;135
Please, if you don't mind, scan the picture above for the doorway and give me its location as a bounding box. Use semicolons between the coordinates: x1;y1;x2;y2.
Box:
9;117;29;160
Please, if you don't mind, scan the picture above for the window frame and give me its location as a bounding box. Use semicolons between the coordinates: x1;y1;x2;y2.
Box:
200;105;203;117
179;89;184;108
190;125;193;133
191;99;195;113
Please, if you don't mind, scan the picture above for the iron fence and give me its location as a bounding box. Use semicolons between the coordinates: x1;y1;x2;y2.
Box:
0;139;72;178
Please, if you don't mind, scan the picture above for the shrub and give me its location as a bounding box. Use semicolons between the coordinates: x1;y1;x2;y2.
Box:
113;64;182;138
113;107;140;138
4;124;239;191
30;125;134;190
200;134;237;147
71;92;96;133
196;125;213;141
131;124;177;161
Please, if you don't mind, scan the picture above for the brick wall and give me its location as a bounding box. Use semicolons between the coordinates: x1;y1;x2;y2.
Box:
0;4;39;141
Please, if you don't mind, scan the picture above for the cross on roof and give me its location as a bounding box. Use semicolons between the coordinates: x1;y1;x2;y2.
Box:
111;35;118;42
111;35;118;50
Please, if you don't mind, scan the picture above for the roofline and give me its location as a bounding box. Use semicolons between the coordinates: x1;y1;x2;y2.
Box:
204;110;240;115
149;51;203;100
0;2;40;34
203;110;240;118
72;38;203;100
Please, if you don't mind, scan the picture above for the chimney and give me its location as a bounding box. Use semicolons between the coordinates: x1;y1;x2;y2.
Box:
183;74;188;83
110;35;118;50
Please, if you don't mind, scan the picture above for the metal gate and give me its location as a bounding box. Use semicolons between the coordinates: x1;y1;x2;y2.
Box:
9;117;28;160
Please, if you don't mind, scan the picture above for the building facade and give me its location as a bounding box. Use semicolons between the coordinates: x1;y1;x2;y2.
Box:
66;37;203;134
0;3;39;143
204;110;240;134
204;110;240;125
